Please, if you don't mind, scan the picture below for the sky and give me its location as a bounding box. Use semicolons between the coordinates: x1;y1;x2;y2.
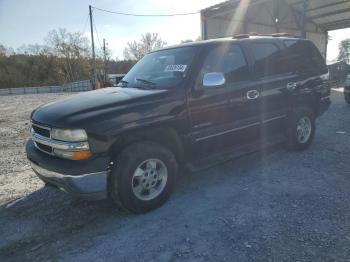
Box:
0;0;219;59
0;0;349;62
327;28;350;63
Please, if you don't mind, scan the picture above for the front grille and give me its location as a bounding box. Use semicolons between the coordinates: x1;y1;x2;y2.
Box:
32;124;50;138
31;122;52;155
35;142;53;154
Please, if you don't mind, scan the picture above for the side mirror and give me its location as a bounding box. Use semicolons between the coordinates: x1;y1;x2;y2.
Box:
203;72;226;87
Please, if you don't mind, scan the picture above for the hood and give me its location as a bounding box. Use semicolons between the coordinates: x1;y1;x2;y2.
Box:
31;87;170;128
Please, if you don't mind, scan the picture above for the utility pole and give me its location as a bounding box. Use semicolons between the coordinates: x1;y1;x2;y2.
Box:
89;5;96;89
103;38;107;82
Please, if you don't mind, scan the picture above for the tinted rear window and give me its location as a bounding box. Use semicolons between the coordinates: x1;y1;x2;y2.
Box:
283;40;327;75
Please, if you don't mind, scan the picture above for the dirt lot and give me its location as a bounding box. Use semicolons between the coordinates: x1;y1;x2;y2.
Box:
0;90;349;262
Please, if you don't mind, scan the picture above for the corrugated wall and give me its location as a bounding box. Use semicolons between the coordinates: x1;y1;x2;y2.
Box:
201;0;327;57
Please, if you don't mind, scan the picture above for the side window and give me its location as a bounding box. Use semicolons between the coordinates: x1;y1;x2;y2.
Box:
251;42;286;78
199;44;250;87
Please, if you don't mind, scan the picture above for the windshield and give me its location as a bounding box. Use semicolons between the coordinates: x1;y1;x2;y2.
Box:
119;46;197;89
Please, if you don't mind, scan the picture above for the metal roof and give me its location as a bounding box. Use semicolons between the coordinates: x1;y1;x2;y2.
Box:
288;0;350;31
202;0;350;31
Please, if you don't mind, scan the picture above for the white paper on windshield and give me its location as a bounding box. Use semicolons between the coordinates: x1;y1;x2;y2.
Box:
164;64;187;72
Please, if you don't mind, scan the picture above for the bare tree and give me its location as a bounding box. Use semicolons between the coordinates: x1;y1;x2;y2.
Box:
124;33;167;60
45;28;90;82
338;39;350;64
180;36;201;44
45;28;90;57
17;44;51;56
96;45;112;61
0;44;15;56
0;45;7;57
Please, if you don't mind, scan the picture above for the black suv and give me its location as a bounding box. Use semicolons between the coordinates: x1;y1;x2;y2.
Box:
26;36;331;213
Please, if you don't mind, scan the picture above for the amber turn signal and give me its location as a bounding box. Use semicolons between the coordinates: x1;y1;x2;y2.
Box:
72;150;92;160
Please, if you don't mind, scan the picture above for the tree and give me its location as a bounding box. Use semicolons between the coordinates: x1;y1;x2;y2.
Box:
0;28;95;88
45;28;91;83
338;39;350;64
0;45;6;57
16;44;51;56
123;33;167;60
106;59;137;74
180;36;201;44
0;44;15;56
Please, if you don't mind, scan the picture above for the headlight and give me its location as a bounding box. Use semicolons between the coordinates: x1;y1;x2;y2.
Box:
51;128;88;142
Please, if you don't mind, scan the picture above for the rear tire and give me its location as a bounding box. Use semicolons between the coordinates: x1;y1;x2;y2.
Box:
109;141;178;213
286;107;315;150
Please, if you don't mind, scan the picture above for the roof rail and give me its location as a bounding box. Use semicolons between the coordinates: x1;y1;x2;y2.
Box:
232;34;250;39
270;33;291;37
233;32;292;39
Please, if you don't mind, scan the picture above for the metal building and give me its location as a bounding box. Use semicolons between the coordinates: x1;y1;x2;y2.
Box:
201;0;350;57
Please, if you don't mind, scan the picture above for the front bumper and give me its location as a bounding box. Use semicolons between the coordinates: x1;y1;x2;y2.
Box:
26;139;110;200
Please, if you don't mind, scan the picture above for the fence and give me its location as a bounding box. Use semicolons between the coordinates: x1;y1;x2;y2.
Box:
0;80;92;96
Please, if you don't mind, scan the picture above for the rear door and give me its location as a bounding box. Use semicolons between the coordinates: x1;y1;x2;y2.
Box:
188;43;261;157
246;40;296;136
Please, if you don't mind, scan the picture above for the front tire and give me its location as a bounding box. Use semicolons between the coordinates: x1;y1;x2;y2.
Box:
109;141;178;213
287;107;315;150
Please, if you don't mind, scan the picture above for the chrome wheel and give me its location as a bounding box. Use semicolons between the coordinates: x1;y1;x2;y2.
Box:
131;159;168;201
296;116;312;144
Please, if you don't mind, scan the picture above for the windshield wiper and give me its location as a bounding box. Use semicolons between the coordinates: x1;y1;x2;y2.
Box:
117;80;129;87
116;80;129;87
135;78;157;86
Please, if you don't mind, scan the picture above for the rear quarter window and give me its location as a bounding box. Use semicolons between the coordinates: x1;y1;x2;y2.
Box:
283;40;327;75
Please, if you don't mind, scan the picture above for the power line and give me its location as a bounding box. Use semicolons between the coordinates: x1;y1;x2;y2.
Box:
92;15;102;51
92;6;199;17
81;13;89;33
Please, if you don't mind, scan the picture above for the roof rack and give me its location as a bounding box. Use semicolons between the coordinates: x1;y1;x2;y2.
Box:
233;32;292;39
232;34;250;39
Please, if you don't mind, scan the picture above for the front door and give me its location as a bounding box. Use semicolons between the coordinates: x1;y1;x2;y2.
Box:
188;43;261;158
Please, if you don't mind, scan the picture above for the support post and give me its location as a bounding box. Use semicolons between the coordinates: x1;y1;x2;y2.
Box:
324;31;328;59
301;0;309;38
274;0;280;33
200;12;208;40
89;5;96;89
103;38;107;82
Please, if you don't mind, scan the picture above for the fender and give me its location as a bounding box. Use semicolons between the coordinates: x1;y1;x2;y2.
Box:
109;125;186;163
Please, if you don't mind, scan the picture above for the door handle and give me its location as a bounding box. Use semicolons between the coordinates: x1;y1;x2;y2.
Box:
246;90;259;100
286;82;297;91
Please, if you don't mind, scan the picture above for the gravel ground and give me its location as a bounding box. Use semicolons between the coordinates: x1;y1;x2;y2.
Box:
0;90;349;262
